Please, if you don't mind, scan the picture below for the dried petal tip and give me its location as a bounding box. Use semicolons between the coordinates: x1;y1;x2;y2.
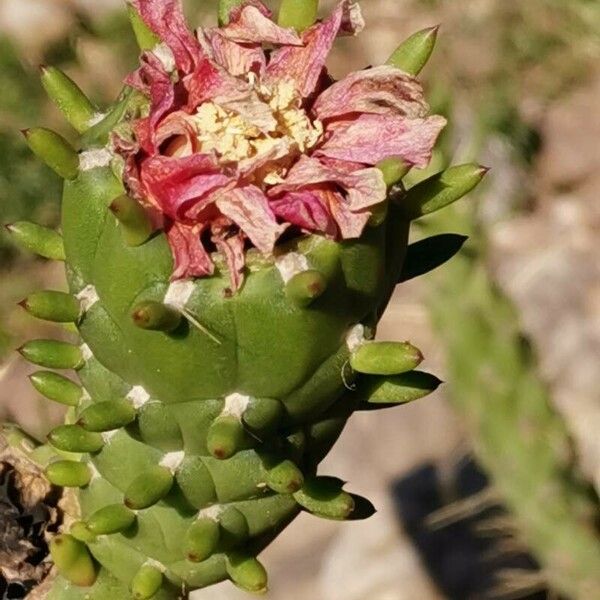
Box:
131;301;182;332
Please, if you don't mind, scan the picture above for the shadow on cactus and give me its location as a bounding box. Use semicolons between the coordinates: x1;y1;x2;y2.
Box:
6;0;486;597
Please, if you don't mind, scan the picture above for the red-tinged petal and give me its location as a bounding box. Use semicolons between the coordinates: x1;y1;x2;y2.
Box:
140;154;232;220
270;156;386;211
130;0;203;72
313;65;429;121
270;190;338;236
221;5;302;45
154;110;199;157
266;0;364;99
208;30;266;77
316;113;447;167
211;224;246;291
166;221;214;280
227;0;273;21
216;186;287;254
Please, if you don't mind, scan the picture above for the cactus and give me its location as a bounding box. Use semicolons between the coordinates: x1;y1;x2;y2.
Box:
7;1;486;597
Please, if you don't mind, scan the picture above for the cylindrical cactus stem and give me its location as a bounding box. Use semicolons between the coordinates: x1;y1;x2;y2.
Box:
48;424;104;453
124;466;174;509
131;301;182;332
261;454;305;494
226;553;268;594
207;415;247;459
78;399;137;432
18;340;84;370
293;477;355;520
50;534;97;587
21;127;79;180
20;290;81;323
86;504;137;535
45;460;91;488
185;516;221;563
285;270;328;307
131;563;164;600
40;65;97;133
5;221;65;260
356;370;443;407
109;194;154;247
29;371;84;407
350;341;424;375
242;397;284;434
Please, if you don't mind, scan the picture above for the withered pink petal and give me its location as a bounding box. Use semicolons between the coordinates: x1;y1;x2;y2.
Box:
211;226;246;291
216;186;287;254
130;0;203;72
167;221;214;280
316;113;447;167
270;190;338;236
227;0;272;22
208;30;266;76
313;65;429;121
266;0;364;98
221;5;302;45
237;138;293;178
270;156;386;210
154;110;199;157
140;154;231;220
328;193;371;237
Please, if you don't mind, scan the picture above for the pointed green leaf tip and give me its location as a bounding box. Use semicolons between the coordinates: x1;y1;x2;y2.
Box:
110;194;154;247
21;127;79;180
131;301;182;332
50;534;97;587
40;65;96;133
18;339;84;370
387;25;440;76
48;424;104;453
278;0;319;32
29;371;83;407
5;221;65;261
401;163;489;220
20;290;80;323
131;564;164;600
226;553;268;594
127;5;160;50
350;341;423;376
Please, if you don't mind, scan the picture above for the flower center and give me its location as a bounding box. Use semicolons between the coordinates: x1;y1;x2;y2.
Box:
190;79;323;185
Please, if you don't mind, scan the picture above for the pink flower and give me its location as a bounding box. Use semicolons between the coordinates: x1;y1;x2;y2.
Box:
117;0;446;290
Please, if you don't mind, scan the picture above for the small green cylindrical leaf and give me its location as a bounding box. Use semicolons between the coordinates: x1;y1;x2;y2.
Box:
48;425;104;454
87;504;136;535
358;371;442;406
22;127;79;180
226;553;268;594
377;157;411;187
70;521;97;543
40;66;96;133
29;371;84;407
263;457;304;494
350;341;423;376
50;534;97;587
401;164;488;220
127;5;161;50
5;221;65;260
293;477;355;520
242;397;283;433
20;290;80;323
219;507;249;547
78;399;136;432
387;25;439;75
285;270;327;307
109;194;154;247
278;0;319;32
184;517;220;563
124;466;173;510
207;416;246;460
45;460;91;487
131;301;182;332
19;340;84;370
131;564;163;600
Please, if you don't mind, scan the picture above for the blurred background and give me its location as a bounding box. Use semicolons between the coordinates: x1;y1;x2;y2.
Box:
0;0;599;598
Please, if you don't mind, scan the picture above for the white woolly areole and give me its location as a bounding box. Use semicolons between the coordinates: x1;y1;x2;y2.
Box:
152;42;176;72
197;505;223;522
348;3;366;35
160;451;185;473
76;284;99;313
80;343;93;361
79;148;112;171
222;393;251;419
126;386;151;409
81;389;92;402
87;112;107;127
346;324;366;352
101;429;119;443
164;280;195;311
275;252;310;284
144;558;167;573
